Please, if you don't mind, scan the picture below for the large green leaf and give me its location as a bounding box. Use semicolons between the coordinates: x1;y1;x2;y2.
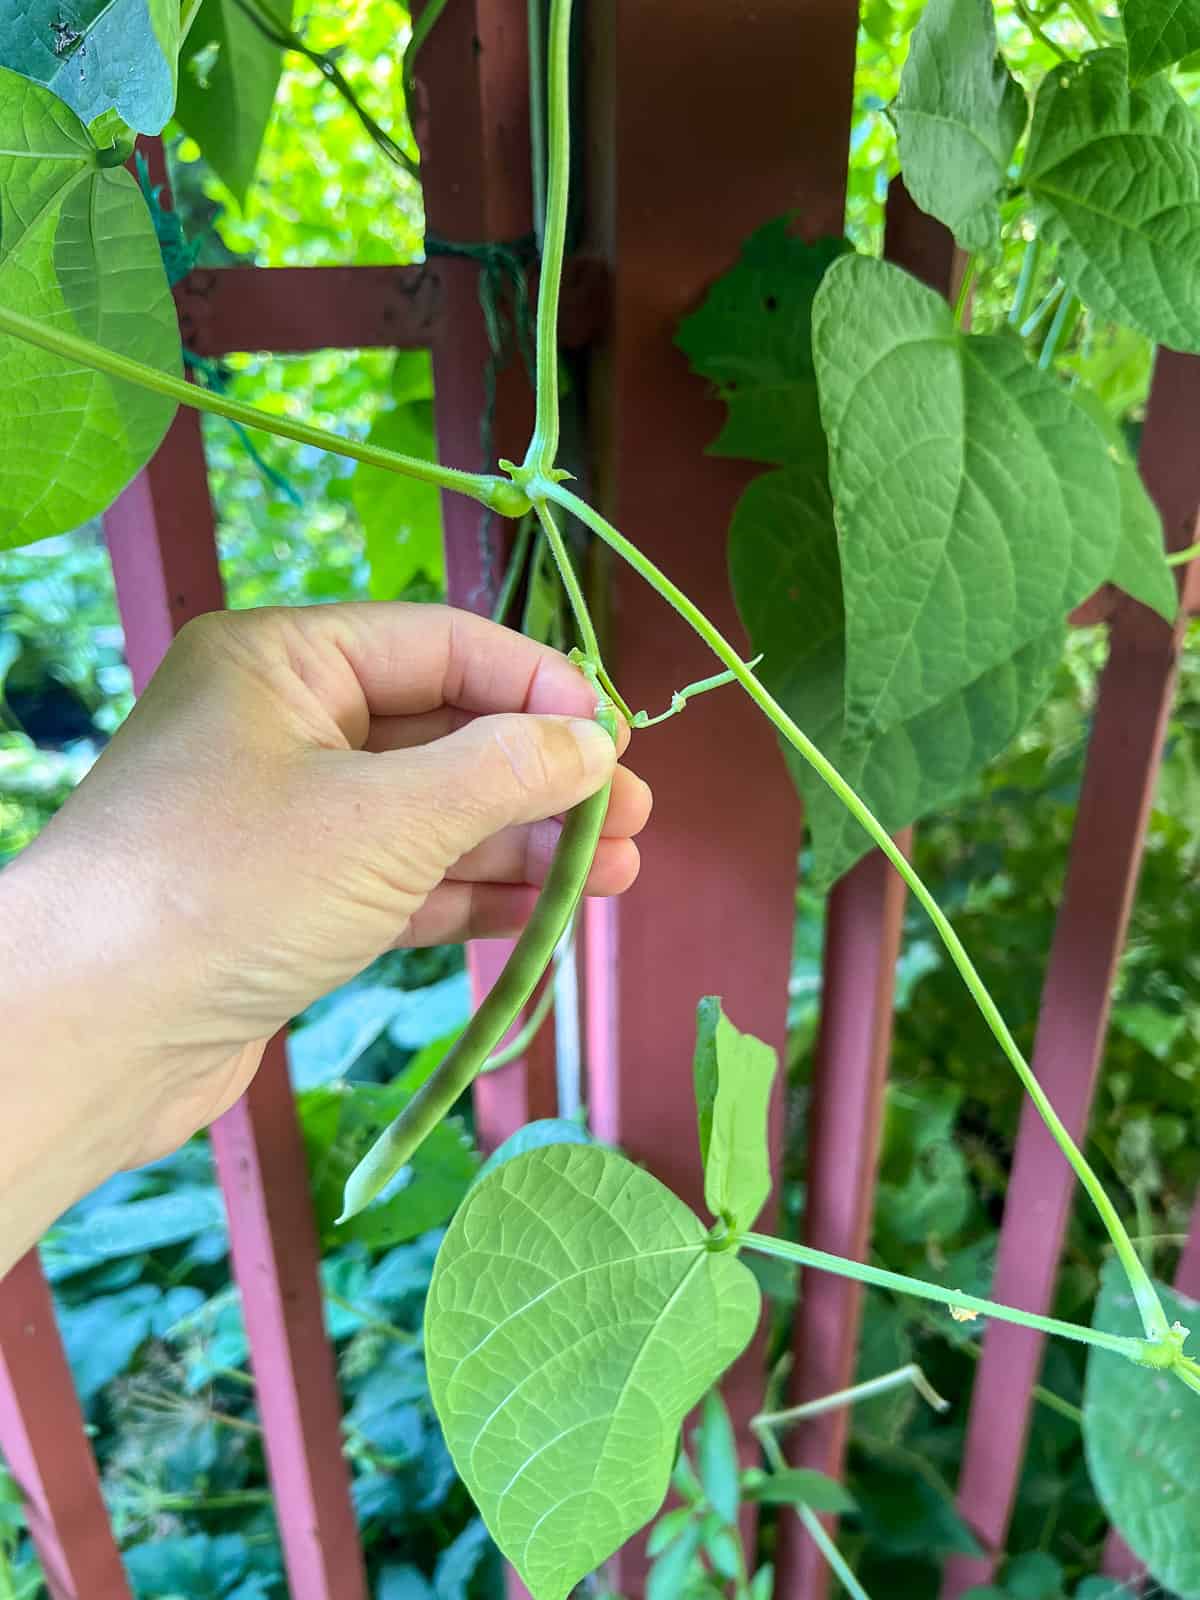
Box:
175;0;292;203
352;354;445;597
675;221;850;466
693;997;778;1230
0;70;179;549
1084;1260;1200;1598
1122;0;1200;79
0;0;179;135
812;254;1168;736
729;460;1064;887
893;0;1027;251
1024;50;1200;352
426;1144;761;1600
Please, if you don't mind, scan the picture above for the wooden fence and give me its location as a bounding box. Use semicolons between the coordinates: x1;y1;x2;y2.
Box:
1;3;1199;1597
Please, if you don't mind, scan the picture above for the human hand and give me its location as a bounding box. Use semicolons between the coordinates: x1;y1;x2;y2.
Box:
2;603;649;1193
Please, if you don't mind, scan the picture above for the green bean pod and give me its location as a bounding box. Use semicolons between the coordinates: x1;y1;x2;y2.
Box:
339;702;619;1221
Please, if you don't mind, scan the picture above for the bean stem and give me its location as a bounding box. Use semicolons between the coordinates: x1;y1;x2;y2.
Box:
544;476;1173;1348
740;1234;1160;1362
520;0;573;477
0;302;527;518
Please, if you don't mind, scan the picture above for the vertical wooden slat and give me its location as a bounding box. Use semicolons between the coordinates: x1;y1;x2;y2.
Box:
942;348;1200;1598
776;181;957;1600
104;406;367;1600
0;1254;132;1600
583;2;861;1589
414;0;556;1160
775;844;910;1593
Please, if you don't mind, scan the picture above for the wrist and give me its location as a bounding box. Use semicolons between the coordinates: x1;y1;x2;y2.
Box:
0;840;162;1271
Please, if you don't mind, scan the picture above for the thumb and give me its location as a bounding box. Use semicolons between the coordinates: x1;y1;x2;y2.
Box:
386;712;616;869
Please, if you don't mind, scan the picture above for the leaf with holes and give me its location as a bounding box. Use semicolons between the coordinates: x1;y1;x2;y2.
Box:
0;0;179;134
1122;0;1200;79
0;70;178;550
1084;1260;1200;1599
1024;49;1200;352
693;998;778;1230
175;0;293;203
425;1144;761;1600
675;220;850;467
893;0;1027;251
813;254;1169;736
730;460;1064;887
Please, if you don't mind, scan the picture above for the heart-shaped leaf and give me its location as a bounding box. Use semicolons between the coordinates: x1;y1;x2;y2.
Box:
812;254;1167;735
0;70;179;549
1024;49;1200;352
1084;1260;1200;1599
893;0;1027;251
426;1144;761;1600
729;460;1063;887
0;0;180;134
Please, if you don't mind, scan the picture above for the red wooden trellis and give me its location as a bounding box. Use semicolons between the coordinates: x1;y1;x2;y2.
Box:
0;4;1199;1598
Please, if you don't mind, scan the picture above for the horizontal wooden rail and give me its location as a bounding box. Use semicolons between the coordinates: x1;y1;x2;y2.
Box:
176;256;608;359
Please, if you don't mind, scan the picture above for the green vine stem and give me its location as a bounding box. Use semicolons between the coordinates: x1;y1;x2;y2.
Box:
740;1233;1168;1364
0;302;529;519
518;0;573;477
753;1365;948;1432
1166;541;1200;568
1038;289;1081;369
755;1424;873;1600
540;476;1175;1350
1008;233;1043;327
1012;0;1072;55
491;512;536;624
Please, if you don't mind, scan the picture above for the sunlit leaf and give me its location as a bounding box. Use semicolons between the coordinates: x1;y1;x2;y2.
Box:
0;0;179;134
175;0;293;203
0;70;178;549
426;1145;761;1600
693;998;778;1230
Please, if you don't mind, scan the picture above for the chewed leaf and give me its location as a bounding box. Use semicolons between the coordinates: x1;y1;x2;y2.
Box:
693;999;778;1230
0;0;179;135
426;1144;761;1600
0;70;178;549
675;219;850;467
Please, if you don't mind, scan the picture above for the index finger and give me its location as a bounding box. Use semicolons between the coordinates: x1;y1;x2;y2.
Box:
282;599;607;723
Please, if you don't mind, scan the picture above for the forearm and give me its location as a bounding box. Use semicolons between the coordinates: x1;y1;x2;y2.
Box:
0;844;154;1276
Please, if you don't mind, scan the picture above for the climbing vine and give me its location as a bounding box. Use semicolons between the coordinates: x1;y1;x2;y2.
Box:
0;0;1198;1595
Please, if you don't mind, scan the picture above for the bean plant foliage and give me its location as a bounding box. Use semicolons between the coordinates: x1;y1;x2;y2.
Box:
2;0;1200;1598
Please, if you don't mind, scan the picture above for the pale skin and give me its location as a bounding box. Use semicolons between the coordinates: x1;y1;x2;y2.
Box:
0;603;651;1277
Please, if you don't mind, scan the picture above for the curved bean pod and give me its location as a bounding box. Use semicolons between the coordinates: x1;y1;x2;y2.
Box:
339;701;619;1221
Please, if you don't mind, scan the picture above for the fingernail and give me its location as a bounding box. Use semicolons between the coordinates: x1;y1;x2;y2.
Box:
568;718;616;777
